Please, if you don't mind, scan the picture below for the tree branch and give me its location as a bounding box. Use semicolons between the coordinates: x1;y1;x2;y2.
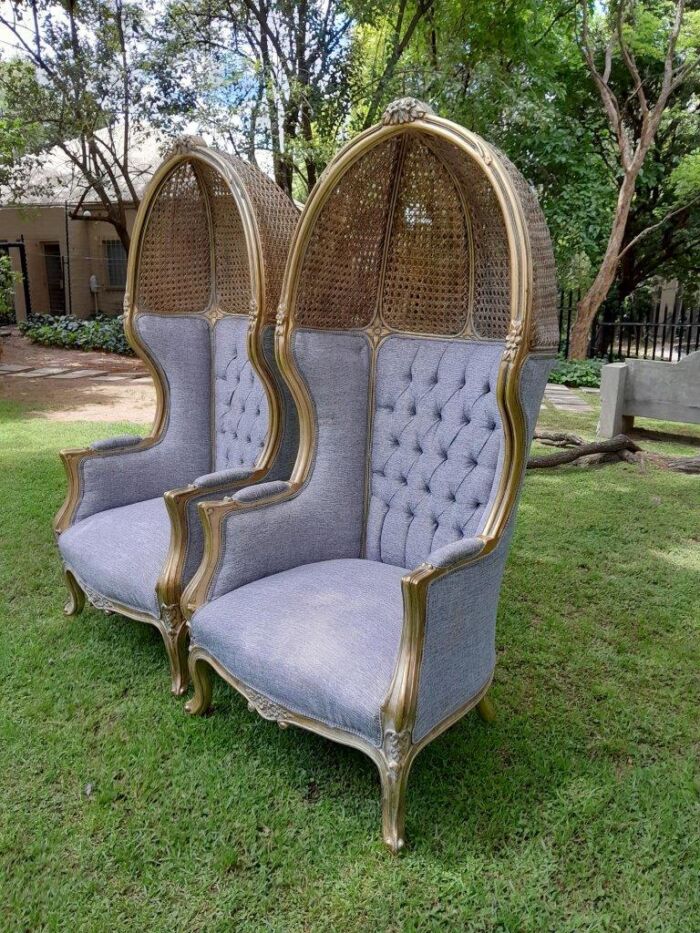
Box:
617;195;700;259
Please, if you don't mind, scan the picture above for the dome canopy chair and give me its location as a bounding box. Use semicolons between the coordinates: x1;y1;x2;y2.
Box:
54;139;299;695
182;99;559;851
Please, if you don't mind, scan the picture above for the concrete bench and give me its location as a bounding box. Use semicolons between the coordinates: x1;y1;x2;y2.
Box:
598;350;700;437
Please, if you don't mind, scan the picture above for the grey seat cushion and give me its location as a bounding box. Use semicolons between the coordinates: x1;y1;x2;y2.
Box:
190;558;408;745
58;497;171;617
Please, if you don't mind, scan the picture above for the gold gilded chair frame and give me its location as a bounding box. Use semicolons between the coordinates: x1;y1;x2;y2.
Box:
55;140;292;695
182;100;542;851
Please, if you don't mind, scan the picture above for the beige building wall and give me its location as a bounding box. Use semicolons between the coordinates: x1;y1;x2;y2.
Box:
0;203;136;321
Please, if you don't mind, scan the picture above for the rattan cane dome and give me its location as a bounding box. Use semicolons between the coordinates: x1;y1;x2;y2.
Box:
134;143;298;322
137;159;211;315
293;107;557;351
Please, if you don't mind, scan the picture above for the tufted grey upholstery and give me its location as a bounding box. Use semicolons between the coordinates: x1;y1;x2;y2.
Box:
60;313;297;620
366;337;504;568
412;355;553;741
74;314;212;524
208;329;370;600
214;317;269;471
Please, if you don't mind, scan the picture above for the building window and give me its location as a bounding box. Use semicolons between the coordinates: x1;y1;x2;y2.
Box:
103;239;127;288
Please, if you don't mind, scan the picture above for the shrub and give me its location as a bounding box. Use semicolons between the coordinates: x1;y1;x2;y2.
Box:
18;313;135;356
549;356;604;388
0;254;20;324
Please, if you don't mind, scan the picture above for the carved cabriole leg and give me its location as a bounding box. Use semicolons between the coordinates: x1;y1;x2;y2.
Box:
160;615;189;697
63;568;85;616
476;694;497;724
185;648;213;715
379;729;413;853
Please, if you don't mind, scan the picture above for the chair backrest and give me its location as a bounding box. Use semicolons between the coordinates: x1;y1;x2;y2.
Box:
126;140;299;484
276;99;558;569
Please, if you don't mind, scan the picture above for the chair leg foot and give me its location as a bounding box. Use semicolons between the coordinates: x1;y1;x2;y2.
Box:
185;651;212;715
379;758;411;854
162;620;189;697
63;569;85;617
476;694;496;723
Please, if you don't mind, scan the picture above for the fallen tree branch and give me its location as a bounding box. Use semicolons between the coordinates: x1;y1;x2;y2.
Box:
528;432;700;474
528;434;640;468
532;430;585;448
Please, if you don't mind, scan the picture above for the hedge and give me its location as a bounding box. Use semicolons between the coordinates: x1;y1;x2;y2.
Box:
549;357;604;388
18;314;135;356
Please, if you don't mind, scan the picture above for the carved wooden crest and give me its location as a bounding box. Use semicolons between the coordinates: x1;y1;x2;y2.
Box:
381;98;434;126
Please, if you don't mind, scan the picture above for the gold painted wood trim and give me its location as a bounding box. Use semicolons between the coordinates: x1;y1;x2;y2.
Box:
63;563;189;694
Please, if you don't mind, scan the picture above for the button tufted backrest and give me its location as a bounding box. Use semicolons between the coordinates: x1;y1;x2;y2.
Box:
365;336;505;568
213;316;270;471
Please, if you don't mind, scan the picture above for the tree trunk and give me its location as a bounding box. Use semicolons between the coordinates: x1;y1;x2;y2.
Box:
569;169;639;358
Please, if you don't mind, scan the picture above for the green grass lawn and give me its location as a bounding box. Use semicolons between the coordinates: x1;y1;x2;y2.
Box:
1;395;698;932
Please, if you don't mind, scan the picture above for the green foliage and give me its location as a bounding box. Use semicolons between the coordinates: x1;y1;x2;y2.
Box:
18;314;134;356
0;254;21;324
549;357;605;388
0;399;698;928
670;150;700;200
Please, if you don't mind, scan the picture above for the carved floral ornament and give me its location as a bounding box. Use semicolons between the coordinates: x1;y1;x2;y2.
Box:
167;134;207;159
247;299;258;334
503;319;525;362
381;98;435;126
160;603;180;628
82;581;116;614
383;729;412;773
245;687;290;724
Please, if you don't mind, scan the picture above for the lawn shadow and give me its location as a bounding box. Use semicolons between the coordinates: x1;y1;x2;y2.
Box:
630;425;700;447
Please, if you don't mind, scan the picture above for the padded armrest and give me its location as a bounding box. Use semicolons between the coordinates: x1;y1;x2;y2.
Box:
233;480;291;503
193;468;253;488
90;434;143;451
425;537;485;569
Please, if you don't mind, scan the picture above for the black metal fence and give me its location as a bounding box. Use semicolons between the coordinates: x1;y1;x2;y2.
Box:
558;289;700;361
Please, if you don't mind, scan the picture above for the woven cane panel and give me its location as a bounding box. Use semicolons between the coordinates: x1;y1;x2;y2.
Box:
295;139;400;330
196;162;251;315
433;139;511;340
224;155;299;323
497;152;558;351
381;137;470;335
137;161;211;315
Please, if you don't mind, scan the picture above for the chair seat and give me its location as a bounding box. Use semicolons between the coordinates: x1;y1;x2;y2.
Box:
190;558;409;746
58;497;171;617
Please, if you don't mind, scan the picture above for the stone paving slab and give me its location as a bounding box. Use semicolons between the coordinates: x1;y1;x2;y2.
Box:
544;383;593;413
0;364;33;373
13;367;71;378
52;369;108;379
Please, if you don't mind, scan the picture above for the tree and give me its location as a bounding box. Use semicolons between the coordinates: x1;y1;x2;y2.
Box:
157;0;353;197
568;0;700;358
0;0;155;251
157;0;435;199
371;1;618;286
